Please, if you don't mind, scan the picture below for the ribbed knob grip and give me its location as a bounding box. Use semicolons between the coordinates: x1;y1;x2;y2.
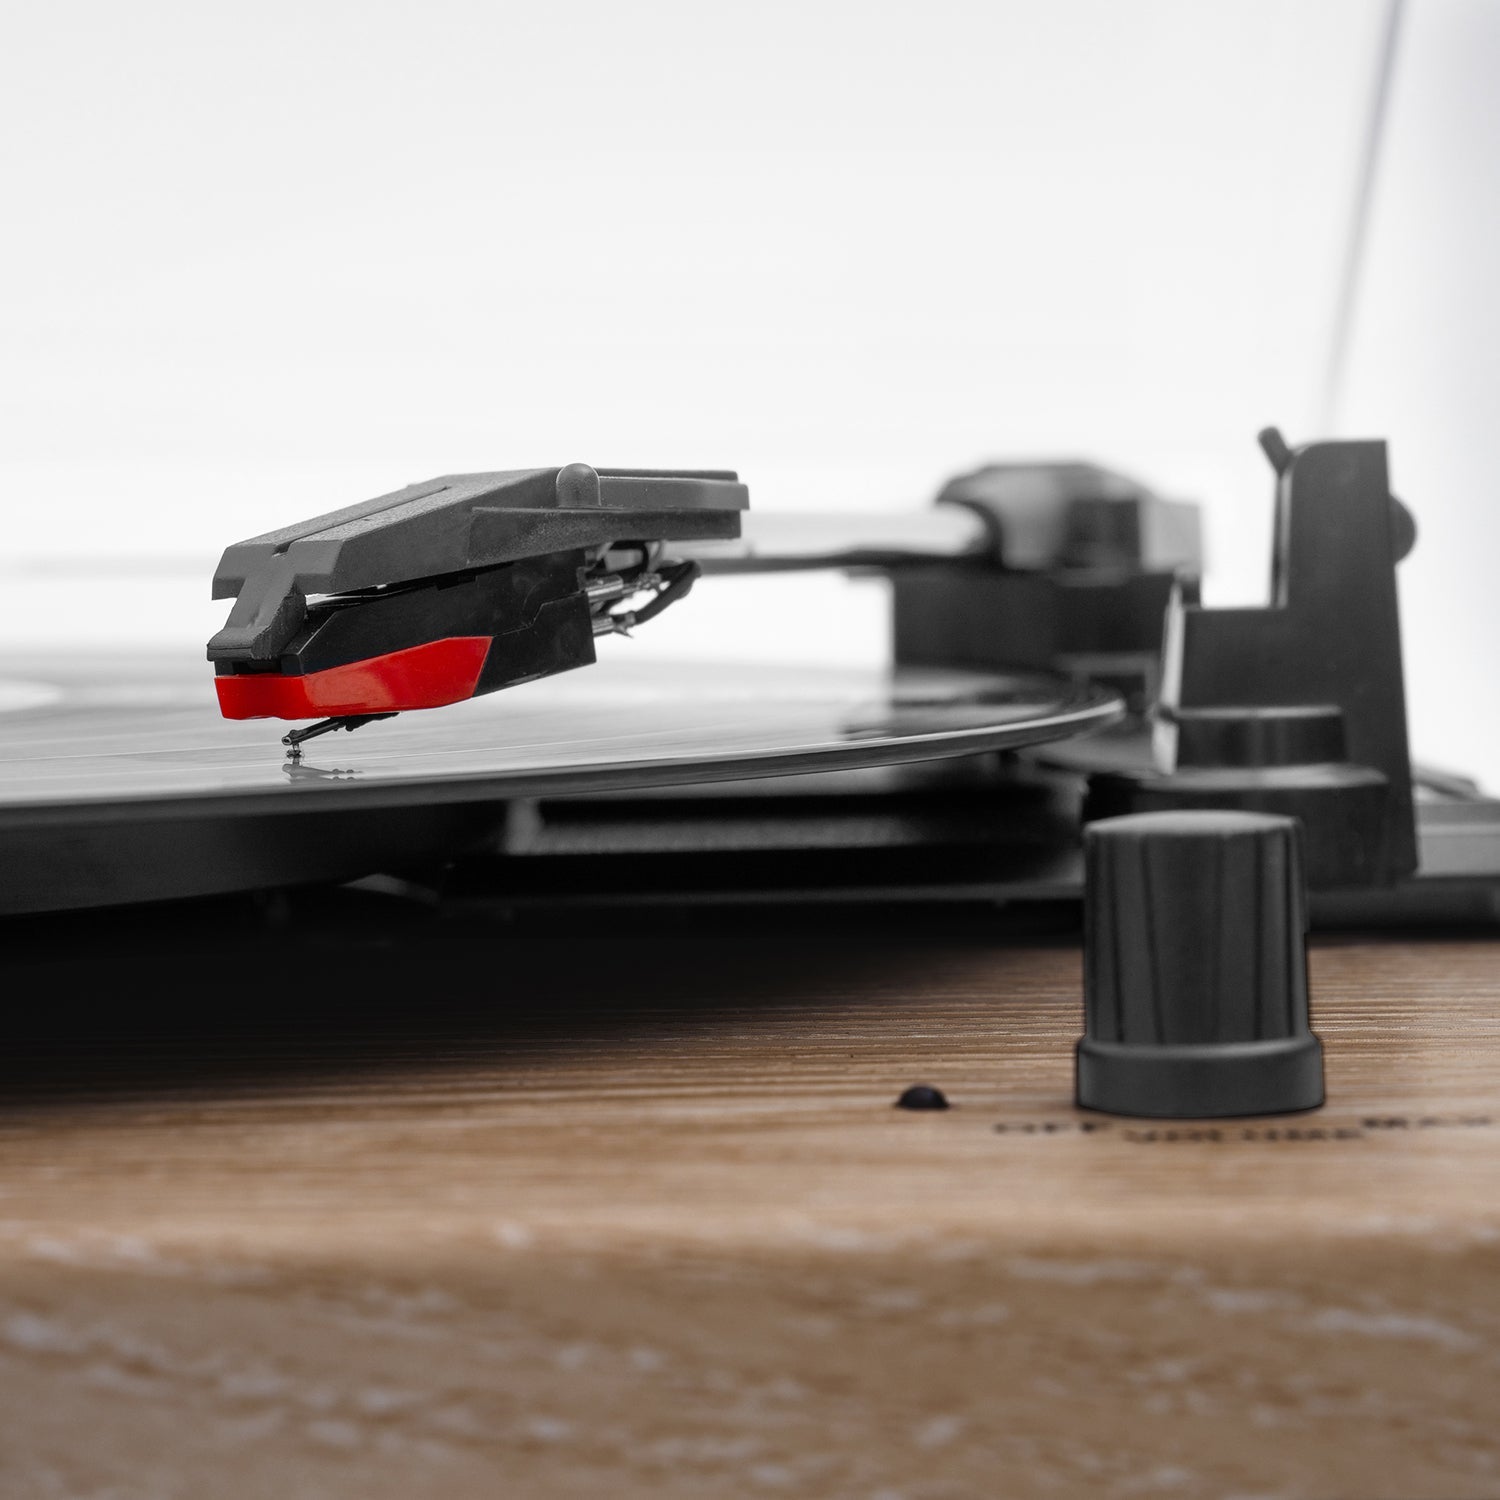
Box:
1076;810;1324;1118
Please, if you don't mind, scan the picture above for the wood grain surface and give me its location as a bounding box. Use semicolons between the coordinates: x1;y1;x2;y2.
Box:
0;901;1497;1499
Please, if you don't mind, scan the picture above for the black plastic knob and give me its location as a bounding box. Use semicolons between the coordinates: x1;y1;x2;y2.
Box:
1076;810;1324;1118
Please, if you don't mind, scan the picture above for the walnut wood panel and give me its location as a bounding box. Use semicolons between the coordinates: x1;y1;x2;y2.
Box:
0;915;1496;1498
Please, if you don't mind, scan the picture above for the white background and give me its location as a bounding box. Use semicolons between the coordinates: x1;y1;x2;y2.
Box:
1;0;1495;784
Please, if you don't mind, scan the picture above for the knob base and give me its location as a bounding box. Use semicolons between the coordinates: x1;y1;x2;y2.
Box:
1076;1034;1324;1119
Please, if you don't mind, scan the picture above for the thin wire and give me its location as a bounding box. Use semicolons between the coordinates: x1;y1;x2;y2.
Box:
1320;0;1405;433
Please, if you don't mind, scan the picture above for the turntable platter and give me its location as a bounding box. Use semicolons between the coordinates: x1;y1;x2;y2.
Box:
0;653;1120;913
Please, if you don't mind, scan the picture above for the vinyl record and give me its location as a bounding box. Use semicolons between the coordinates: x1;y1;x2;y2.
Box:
0;652;1120;913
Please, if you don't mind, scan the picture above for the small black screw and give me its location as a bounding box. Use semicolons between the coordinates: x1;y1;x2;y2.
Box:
895;1084;949;1111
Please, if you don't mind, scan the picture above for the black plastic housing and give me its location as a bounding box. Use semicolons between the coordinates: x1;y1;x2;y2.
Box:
893;462;1203;714
1085;438;1416;889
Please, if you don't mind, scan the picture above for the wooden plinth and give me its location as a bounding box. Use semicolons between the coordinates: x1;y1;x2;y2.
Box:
0;914;1496;1498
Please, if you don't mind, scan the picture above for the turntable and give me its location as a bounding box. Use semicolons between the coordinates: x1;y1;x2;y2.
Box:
1;430;1497;1499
